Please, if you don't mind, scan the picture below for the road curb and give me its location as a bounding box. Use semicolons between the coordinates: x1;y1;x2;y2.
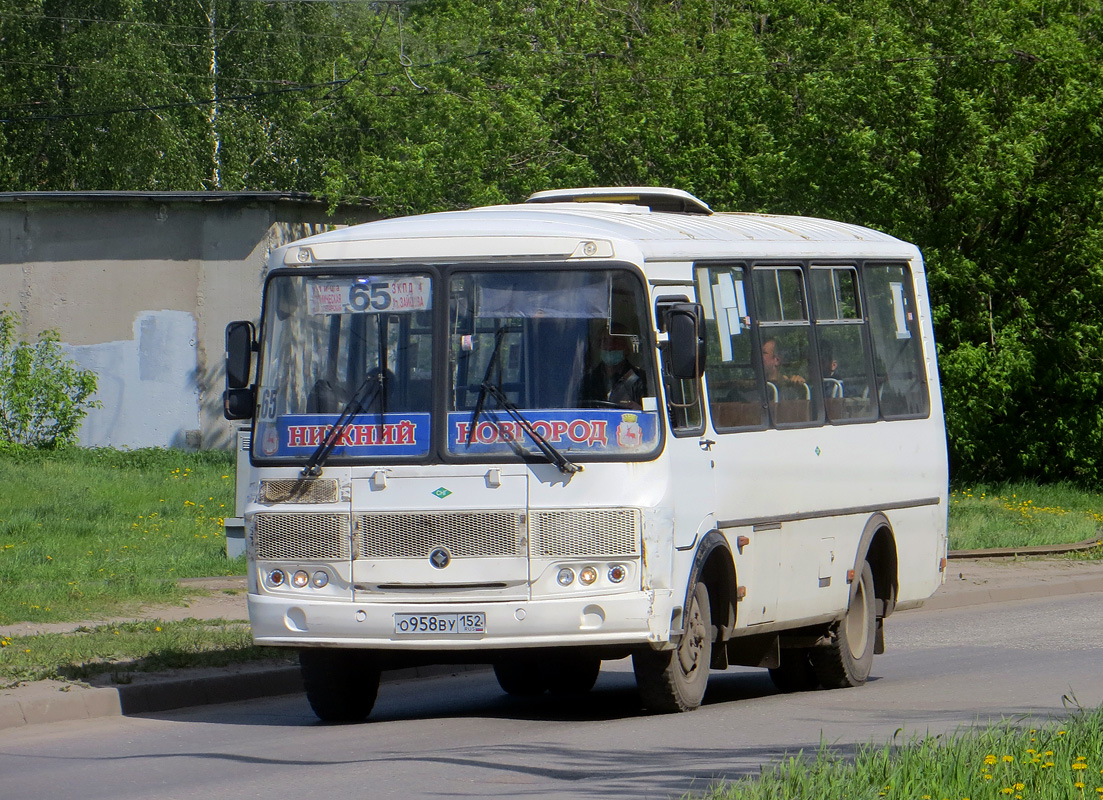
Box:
0;663;488;732
922;573;1103;611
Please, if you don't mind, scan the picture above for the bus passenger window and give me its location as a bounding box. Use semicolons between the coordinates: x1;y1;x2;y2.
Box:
695;266;766;431
864;264;930;419
753;267;819;426
810;266;877;422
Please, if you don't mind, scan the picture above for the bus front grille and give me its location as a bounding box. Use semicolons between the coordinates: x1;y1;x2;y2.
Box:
355;511;525;559
252;512;351;560
252;509;642;562
529;509;641;557
258;479;339;504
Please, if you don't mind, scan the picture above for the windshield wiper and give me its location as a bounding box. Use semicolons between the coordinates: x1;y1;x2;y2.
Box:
465;324;579;474
466;325;512;446
301;373;384;477
481;383;581;475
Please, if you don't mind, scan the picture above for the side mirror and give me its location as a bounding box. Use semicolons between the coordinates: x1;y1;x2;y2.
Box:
225;321;256;390
667;304;706;379
223;388;255;421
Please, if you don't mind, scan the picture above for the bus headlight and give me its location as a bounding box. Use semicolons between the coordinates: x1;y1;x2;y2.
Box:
579;566;598;586
608;564;627;584
311;570;330;588
266;569;286;588
557;568;575;586
292;570;309;588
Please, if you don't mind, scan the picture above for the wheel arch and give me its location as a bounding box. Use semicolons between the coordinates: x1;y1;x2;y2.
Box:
855;513;899;618
684;530;738;643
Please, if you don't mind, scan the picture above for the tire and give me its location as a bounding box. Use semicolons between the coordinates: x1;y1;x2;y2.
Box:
768;648;819;693
810;561;876;689
299;648;380;723
544;654;602;695
633;581;713;713
493;658;548;697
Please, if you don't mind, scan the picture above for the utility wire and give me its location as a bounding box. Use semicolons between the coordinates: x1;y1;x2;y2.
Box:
0;48;1052;124
0;10;363;41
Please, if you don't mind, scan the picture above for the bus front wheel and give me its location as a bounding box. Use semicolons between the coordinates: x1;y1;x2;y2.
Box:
299;648;380;722
633;582;712;713
811;561;876;688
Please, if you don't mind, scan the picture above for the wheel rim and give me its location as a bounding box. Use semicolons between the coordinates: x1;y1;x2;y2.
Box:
845;575;870;659
678;594;707;674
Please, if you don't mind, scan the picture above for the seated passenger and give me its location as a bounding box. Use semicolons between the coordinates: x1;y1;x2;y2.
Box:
762;338;806;396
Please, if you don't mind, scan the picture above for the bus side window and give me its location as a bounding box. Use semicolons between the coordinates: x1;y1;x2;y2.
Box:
810;266;877;423
656;296;704;435
752;266;820;427
695;266;766;431
863;263;930;419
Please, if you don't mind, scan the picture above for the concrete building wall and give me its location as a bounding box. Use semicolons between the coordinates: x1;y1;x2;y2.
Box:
0;193;376;450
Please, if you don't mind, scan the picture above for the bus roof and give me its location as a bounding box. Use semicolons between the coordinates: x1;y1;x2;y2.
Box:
281;190;921;266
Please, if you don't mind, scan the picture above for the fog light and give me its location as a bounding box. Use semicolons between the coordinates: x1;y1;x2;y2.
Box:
557;568;575;586
579;566;598;585
267;569;286;587
292;570;309;588
312;570;329;588
608;564;627;583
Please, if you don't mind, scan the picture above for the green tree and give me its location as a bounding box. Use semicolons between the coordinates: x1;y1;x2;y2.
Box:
0;311;100;448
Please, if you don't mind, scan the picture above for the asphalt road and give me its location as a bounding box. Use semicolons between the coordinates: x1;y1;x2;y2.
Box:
1;590;1100;800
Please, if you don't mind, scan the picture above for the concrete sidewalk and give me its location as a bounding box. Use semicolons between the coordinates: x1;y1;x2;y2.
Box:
2;557;1101;731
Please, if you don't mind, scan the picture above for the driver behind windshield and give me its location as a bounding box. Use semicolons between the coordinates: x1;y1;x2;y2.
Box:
580;323;646;409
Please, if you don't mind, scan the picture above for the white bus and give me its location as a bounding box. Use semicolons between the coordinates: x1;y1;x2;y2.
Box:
223;187;948;721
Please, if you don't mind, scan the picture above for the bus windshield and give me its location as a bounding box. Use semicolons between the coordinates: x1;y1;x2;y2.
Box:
251;266;661;464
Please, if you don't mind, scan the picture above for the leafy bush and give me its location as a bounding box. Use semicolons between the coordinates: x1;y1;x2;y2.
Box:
0;310;100;448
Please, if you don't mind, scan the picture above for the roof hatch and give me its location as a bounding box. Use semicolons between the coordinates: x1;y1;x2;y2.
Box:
525;186;712;215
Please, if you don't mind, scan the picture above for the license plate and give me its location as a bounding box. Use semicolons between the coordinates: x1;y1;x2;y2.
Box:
393;612;486;635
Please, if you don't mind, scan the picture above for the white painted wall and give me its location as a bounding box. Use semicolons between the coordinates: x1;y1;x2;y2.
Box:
64;310;201;449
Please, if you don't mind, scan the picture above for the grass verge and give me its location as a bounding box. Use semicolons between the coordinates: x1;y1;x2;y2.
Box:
0;618;289;689
0;445;240;625
699;702;1103;800
949;482;1103;555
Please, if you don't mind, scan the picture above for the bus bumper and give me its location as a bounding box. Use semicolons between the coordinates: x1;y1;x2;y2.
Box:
247;589;673;650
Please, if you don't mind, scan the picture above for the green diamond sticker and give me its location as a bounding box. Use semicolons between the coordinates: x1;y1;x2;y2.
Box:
432;487;453;499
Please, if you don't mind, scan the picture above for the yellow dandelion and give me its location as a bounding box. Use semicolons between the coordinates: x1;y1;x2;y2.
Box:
1075;764;1089;771
985;755;999;765
1014;784;1024;791
1003;755;1015;763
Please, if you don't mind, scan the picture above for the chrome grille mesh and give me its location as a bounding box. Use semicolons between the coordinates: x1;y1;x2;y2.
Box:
355;511;524;559
253;513;351;560
258;479;338;504
529;509;640;557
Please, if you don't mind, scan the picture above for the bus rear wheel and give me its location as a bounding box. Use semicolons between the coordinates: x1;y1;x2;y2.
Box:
811;561;876;689
633;582;712;713
299;648;380;723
